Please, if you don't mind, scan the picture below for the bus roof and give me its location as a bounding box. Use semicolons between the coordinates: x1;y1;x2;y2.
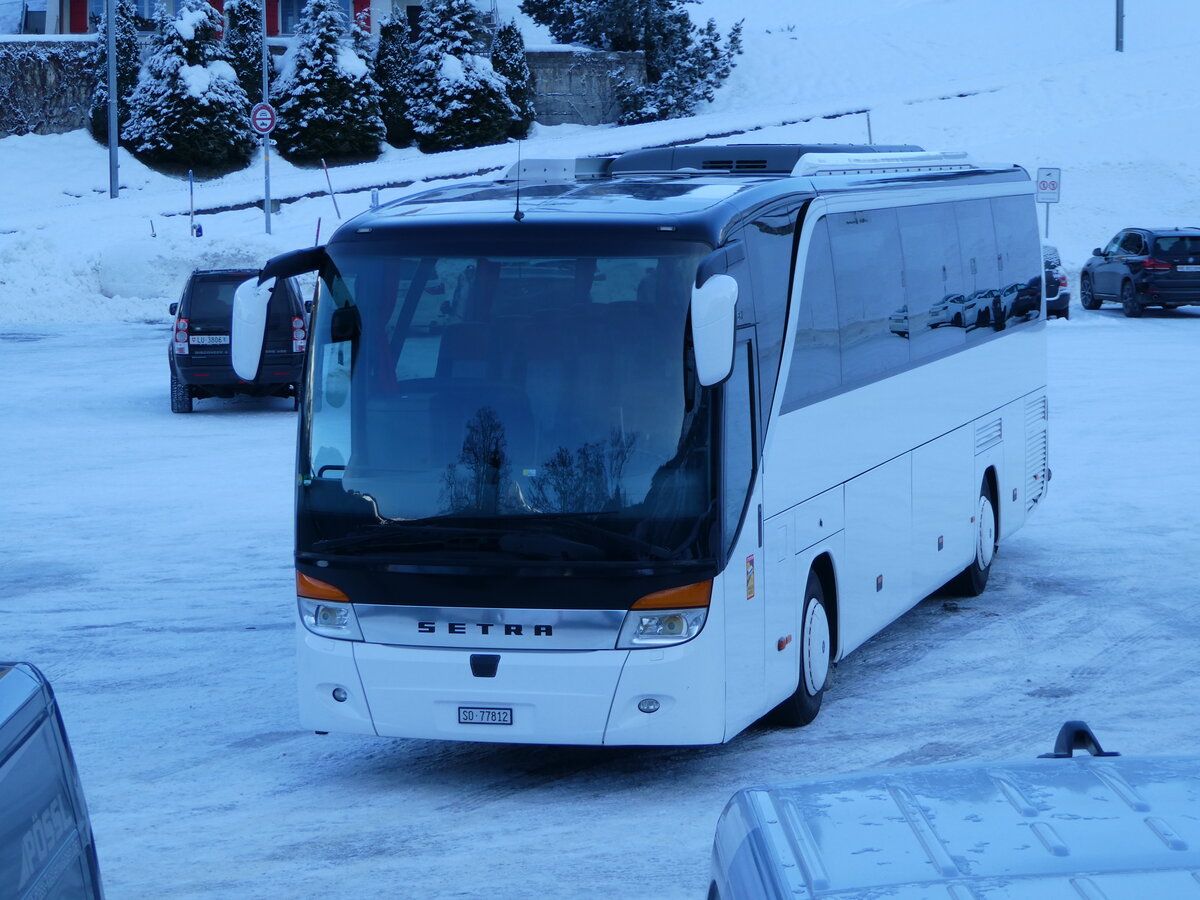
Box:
336;145;1030;248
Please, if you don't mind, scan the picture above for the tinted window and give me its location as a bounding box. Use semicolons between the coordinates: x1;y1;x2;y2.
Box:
954;201;1000;343
991;196;1042;326
781;217;841;413
897;203;966;360
185;277;244;330
829;208;909;383
743;203;802;427
1118;232;1146;254
1154;235;1200;257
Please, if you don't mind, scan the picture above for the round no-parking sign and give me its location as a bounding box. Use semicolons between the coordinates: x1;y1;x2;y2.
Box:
250;102;277;135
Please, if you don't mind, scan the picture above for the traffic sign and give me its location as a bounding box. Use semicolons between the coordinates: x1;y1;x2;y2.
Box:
250;102;277;136
1035;167;1061;203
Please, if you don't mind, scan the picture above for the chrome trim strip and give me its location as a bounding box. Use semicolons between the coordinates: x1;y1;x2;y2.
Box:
353;604;627;650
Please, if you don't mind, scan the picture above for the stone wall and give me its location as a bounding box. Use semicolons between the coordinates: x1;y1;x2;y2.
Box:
525;49;644;127
0;39;95;136
0;40;645;139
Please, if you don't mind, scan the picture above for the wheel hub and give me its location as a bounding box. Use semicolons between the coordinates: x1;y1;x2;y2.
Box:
802;597;830;696
977;494;996;568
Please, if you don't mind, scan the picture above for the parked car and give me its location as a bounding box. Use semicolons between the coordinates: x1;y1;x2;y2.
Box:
1;662;104;899
1079;227;1200;317
927;292;981;329
709;721;1200;900
1042;243;1070;319
168;269;308;413
888;304;909;337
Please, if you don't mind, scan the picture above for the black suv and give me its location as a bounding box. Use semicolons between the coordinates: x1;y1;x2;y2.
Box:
1080;227;1200;317
1;663;104;899
168;269;308;413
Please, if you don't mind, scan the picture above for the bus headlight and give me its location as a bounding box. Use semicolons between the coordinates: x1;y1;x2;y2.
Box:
298;597;363;641
616;607;707;648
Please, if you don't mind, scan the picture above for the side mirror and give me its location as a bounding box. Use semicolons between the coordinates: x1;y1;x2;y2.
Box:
169;302;178;316
690;274;739;387
232;277;273;381
1092;248;1103;257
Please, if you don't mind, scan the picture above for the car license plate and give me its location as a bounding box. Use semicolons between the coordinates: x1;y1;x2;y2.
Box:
1177;265;1200;272
190;335;230;345
458;706;513;725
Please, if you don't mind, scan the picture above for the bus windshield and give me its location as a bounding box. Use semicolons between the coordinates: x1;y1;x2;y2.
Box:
301;236;717;564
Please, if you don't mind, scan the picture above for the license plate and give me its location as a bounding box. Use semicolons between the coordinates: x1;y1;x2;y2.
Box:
1177;265;1200;272
458;706;513;725
190;335;230;345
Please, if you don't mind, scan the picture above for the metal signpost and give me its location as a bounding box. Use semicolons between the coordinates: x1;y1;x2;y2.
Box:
257;5;274;234
251;101;277;234
1035;167;1061;238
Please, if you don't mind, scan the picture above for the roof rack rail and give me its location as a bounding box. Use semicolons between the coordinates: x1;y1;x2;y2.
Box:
793;150;976;177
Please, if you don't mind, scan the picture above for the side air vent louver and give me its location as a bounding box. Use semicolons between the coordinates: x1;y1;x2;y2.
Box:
1025;396;1049;510
700;159;769;171
975;419;1003;455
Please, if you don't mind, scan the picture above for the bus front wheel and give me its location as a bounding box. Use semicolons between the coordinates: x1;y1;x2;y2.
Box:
952;479;997;596
771;569;831;727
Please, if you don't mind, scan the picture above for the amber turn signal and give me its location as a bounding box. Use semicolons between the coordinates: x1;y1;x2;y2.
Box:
296;572;351;602
631;580;712;610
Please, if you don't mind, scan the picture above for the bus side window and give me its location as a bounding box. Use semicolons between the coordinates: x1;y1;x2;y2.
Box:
954;200;1000;343
991;196;1042;323
743;205;801;435
780;216;841;414
899;202;966;360
829;208;909;385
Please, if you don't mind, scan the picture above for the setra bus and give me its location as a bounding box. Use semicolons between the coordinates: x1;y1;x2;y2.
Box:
236;144;1049;746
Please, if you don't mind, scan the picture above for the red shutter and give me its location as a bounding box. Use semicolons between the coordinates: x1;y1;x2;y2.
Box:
68;0;88;33
266;0;279;35
352;0;369;31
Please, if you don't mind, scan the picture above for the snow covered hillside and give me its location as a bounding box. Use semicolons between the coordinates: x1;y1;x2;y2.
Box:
3;2;1200;898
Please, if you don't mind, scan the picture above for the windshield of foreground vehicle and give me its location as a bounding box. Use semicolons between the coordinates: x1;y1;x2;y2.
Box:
302;238;717;562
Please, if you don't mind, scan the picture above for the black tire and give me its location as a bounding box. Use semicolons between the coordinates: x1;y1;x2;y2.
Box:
170;373;193;414
951;478;997;596
770;569;832;727
1079;275;1101;310
1120;281;1143;318
952;313;964;328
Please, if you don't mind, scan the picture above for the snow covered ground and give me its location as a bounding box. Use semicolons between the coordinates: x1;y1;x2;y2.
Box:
3;1;1200;897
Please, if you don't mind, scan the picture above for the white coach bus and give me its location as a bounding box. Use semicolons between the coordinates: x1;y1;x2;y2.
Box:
238;144;1049;746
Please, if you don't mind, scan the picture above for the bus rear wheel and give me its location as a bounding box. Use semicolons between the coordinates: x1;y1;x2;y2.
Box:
771;569;831;727
952;479;996;596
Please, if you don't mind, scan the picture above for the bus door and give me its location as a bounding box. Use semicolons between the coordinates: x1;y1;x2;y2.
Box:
722;332;765;730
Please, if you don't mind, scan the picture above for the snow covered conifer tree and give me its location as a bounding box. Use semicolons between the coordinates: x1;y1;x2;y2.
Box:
226;0;267;98
270;0;385;163
122;0;256;173
87;0;140;145
408;0;518;153
374;9;416;147
520;0;742;123
490;20;535;139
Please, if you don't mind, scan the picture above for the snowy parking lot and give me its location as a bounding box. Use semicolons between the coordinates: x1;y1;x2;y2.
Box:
5;0;1200;894
3;304;1199;898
